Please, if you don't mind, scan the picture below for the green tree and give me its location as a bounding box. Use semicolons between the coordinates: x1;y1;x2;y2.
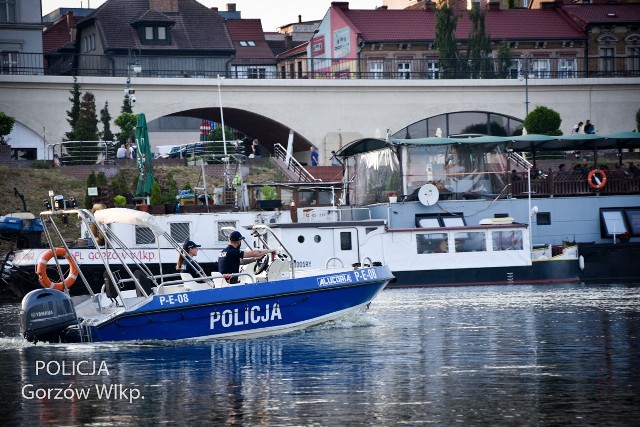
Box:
163;171;179;204
523;106;563;136
497;40;513;78
435;0;460;78
65;77;82;141
100;101;114;142
85;170;97;209
111;171;131;199
114;112;138;146
0;111;15;145
150;180;162;205
207;125;234;141
66;92;100;164
121;92;133;114
467;3;492;79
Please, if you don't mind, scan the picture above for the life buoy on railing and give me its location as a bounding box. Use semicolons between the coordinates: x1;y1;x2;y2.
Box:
587;169;607;189
36;247;78;291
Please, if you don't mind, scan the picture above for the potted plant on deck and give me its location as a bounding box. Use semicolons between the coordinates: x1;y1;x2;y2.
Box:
388;191;398;203
258;185;281;210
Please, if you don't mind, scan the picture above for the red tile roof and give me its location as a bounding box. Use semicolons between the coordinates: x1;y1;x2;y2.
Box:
336;6;585;42
561;4;640;26
225;19;276;63
43;13;84;54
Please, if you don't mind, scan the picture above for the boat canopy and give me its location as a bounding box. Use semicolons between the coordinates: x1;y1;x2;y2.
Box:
336;132;640;157
93;208;165;236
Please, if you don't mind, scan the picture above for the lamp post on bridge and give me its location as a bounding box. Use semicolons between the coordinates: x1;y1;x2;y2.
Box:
125;49;142;108
519;53;533;117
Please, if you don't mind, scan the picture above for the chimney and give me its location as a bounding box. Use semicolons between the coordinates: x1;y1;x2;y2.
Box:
298;15;302;23
376;5;388;9
149;0;178;13
66;11;75;42
227;3;236;12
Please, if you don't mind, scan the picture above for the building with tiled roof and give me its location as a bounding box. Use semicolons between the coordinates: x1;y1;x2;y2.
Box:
560;3;640;76
225;19;276;78
300;1;639;80
72;0;234;78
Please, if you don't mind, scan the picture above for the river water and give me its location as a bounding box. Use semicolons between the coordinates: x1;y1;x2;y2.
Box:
1;283;639;426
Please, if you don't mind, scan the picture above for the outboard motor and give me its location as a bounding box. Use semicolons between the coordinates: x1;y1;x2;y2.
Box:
20;289;77;343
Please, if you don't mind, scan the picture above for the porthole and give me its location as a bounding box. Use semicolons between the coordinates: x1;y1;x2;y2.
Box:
298;235;305;243
314;235;321;243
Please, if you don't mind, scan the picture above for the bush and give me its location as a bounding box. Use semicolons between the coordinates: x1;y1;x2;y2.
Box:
150;180;162;205
113;195;126;206
32;160;52;169
260;185;278;200
524;106;562;135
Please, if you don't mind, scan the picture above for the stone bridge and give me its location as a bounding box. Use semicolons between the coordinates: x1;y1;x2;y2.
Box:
1;75;639;163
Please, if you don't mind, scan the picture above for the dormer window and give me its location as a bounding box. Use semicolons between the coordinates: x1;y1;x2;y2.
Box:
239;41;256;47
142;25;170;44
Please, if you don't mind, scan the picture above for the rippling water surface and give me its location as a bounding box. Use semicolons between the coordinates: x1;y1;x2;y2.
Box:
1;283;639;426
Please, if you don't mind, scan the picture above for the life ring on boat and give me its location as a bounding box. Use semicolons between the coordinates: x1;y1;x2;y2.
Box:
587;169;607;189
36;247;78;291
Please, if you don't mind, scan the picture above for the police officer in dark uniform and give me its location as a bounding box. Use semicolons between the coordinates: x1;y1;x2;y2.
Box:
218;231;275;283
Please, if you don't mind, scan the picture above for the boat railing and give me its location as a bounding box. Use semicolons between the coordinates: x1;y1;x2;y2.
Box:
511;170;640;197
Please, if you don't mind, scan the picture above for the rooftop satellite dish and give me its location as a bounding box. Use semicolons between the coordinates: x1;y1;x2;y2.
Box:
418;183;439;206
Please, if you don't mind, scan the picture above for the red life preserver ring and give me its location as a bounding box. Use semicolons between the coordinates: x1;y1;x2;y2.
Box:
587;169;607;189
36;247;78;291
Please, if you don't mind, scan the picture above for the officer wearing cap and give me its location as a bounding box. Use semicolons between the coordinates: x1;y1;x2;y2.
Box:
176;240;202;277
218;230;275;283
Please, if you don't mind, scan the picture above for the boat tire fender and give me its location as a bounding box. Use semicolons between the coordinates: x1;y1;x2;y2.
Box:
36;248;78;291
587;169;607;189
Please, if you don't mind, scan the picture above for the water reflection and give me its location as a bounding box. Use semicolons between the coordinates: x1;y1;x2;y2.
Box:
0;284;639;425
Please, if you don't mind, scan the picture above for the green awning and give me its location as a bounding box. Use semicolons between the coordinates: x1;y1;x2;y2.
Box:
336;132;640;157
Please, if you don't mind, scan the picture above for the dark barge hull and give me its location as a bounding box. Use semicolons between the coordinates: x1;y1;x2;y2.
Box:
387;258;581;288
578;242;640;283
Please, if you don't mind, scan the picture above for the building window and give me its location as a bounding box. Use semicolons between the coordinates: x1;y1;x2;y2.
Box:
558;58;577;78
627;46;640;74
427;61;439;79
398;62;411;79
0;0;16;22
141;25;170;45
600;47;615;75
296;61;303;79
239;41;256;47
0;51;18;74
248;67;266;79
399;43;411;50
531;59;550;79
369;61;383;79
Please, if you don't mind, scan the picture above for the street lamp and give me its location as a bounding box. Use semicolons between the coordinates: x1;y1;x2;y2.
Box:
125;49;142;105
519;53;533;117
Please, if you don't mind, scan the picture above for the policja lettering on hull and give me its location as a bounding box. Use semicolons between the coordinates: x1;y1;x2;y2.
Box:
210;303;282;329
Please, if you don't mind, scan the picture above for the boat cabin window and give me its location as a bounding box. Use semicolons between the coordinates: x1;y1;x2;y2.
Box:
217;221;238;242
416;233;448;254
492;230;523;251
340;232;352;250
600;209;629;237
454;231;486;252
536;212;551;226
135;226;156;245
170;222;190;244
416;213;465;228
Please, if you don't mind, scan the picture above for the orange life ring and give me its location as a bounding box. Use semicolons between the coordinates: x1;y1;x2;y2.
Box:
36;247;78;291
587;169;607;189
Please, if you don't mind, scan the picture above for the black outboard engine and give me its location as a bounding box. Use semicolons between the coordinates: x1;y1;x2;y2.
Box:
20;289;77;343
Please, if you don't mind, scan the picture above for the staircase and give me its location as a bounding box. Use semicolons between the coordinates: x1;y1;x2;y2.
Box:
272;144;319;182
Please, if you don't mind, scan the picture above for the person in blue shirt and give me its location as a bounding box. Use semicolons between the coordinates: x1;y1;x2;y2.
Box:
176;240;202;277
310;146;319;166
218;231;275;283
